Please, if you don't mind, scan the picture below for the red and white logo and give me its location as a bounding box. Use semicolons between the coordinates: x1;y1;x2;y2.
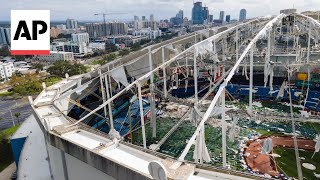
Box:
11;10;50;55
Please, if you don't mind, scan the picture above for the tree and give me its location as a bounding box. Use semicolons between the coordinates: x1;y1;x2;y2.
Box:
131;43;141;51
105;44;117;53
47;61;87;78
0;46;9;56
9;74;43;95
119;49;130;57
32;63;44;73
104;54;117;62
14;112;21;124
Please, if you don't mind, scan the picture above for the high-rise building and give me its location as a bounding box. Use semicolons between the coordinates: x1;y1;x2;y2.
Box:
170;10;184;25
142;16;146;21
0;27;10;45
72;33;90;44
0;62;14;81
150;14;154;21
203;7;209;22
177;10;183;21
134;15;139;21
192;2;204;24
85;22;128;38
219;11;225;22
226;15;231;23
56;24;67;30
66;19;78;29
208;15;213;23
142;21;158;30
239;9;247;22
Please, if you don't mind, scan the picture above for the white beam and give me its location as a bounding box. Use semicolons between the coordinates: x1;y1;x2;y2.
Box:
249;46;254;114
221;89;227;167
148;47;157;138
137;82;147;149
98;70;108;121
104;74;114;130
194;47;198;106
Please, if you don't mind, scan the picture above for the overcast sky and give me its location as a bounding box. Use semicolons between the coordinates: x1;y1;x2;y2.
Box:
1;0;319;22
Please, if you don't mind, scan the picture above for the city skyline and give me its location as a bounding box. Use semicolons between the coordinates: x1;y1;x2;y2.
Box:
0;0;319;21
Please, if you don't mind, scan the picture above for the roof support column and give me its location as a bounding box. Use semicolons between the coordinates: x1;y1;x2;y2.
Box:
194;47;198;106
104;74;114;130
221;88;227;167
98;70;108;123
248;45;254;115
162;47;167;98
148;47;156;138
137;82;147;149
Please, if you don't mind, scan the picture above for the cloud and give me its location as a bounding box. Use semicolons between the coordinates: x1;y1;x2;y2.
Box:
0;0;319;21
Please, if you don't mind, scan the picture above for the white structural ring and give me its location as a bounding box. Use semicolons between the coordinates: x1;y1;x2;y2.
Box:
148;161;167;180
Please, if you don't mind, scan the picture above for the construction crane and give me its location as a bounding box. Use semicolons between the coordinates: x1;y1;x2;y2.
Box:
94;13;128;24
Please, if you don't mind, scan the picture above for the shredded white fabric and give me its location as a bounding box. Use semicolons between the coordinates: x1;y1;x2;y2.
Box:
262;138;273;154
110;65;129;87
193;125;211;163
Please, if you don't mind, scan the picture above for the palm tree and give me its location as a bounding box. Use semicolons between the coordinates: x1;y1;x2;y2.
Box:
14;112;21;124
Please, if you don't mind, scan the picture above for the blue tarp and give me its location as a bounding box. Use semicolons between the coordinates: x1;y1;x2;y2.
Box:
10;137;26;167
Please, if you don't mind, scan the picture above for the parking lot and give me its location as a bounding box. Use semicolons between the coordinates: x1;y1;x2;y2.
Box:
0;97;32;130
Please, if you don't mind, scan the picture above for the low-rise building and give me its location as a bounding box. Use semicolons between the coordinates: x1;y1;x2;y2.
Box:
72;33;89;44
133;28;162;39
0;62;14;81
51;42;93;58
34;51;74;62
89;42;106;51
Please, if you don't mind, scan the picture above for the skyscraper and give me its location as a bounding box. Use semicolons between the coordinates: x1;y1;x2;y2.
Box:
208;15;213;23
85;22;128;38
203;7;209;22
150;14;154;21
219;11;225;22
0;27;10;45
66;19;78;29
226;15;231;23
134;15;139;21
142;16;146;21
239;9;247;22
176;10;184;25
192;2;204;24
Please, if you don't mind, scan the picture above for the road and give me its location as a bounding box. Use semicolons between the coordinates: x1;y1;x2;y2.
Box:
0;97;32;130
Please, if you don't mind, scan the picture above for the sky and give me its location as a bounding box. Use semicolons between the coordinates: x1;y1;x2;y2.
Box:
0;0;320;22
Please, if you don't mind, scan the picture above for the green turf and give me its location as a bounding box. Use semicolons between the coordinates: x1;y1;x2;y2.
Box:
274;147;320;179
0;91;14;97
131;118;249;171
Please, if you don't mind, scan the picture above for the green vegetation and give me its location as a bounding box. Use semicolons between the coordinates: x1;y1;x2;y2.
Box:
0;125;21;140
0;125;21;172
119;49;130;57
31;63;44;73
45;76;62;87
92;59;106;66
131;118;246;171
92;54;118;66
0;91;14;97
274;147;320;179
14;112;21;124
154;32;179;43
9;74;43;95
47;61;87;78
